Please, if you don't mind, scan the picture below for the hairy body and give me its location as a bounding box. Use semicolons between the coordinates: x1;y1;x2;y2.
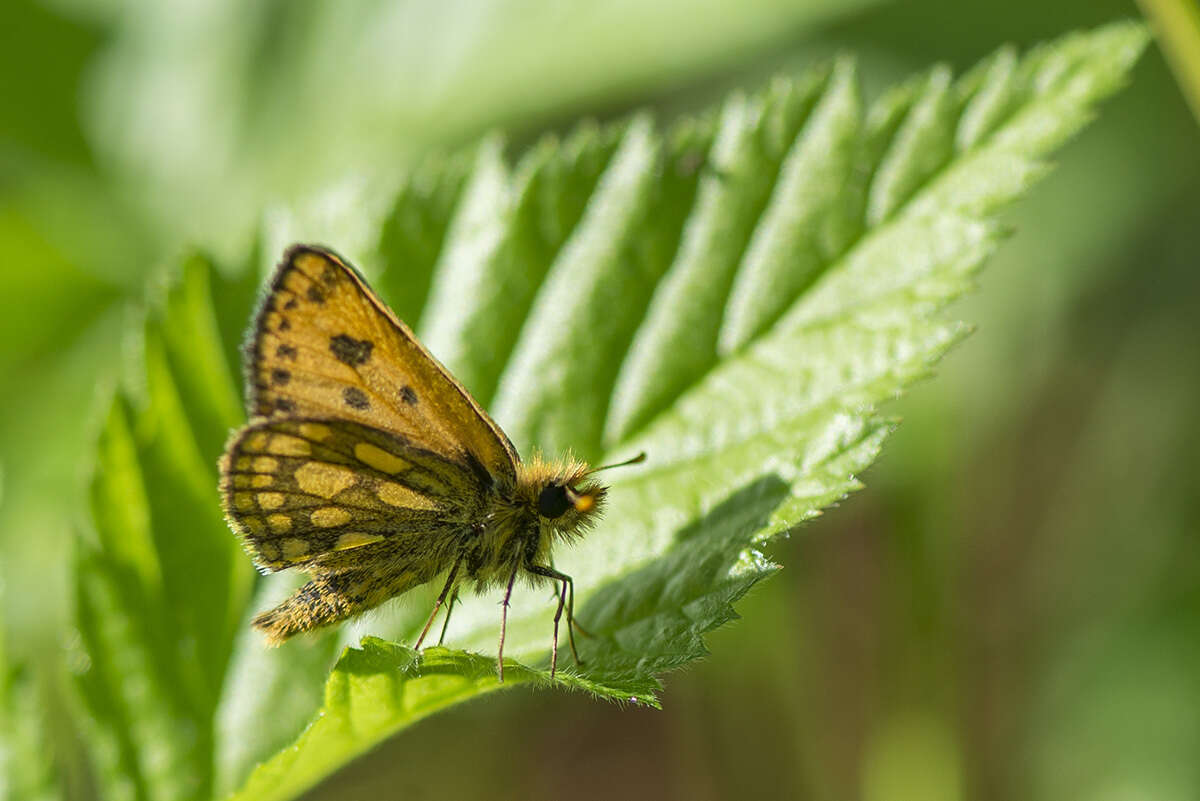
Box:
219;245;628;678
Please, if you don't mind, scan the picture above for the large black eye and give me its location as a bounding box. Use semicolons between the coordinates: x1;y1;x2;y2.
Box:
537;485;571;519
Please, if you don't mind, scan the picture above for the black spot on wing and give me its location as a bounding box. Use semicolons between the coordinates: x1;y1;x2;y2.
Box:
273;398;295;413
399;385;418;405
271;368;291;386
343;387;369;409
276;344;297;359
306;285;326;304
330;334;374;366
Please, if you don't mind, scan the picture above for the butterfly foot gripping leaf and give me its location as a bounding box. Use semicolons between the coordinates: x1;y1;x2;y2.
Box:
219;245;638;678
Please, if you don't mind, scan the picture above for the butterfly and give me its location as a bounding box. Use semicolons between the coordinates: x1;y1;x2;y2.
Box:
218;244;642;679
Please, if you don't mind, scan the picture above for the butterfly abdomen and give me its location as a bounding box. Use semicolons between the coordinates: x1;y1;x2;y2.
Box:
253;574;356;644
253;565;429;644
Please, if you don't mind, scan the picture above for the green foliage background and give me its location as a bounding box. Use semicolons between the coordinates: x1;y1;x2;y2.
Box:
1;1;1197;800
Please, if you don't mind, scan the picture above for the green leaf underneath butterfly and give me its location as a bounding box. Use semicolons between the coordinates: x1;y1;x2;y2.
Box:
72;21;1148;801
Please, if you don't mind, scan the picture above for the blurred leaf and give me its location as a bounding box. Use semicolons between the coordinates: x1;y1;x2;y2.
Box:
1032;622;1200;801
213;576;341;797
211;22;1148;800
76;255;257;801
0;0;99;165
1136;0;1200;124
69;0;881;256
0;194;122;375
0;652;64;801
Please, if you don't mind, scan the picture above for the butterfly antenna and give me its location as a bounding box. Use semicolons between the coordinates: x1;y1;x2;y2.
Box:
587;452;647;475
571;453;646;512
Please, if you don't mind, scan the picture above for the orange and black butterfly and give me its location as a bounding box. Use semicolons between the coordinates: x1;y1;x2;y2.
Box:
218;245;641;678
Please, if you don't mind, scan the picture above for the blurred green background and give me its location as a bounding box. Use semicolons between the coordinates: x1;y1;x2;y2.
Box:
2;0;1197;799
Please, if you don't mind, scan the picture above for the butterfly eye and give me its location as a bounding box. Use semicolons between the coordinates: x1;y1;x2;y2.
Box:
537;485;571;519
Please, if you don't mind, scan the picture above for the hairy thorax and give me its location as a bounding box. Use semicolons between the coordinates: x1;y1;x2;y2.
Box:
463;455;603;589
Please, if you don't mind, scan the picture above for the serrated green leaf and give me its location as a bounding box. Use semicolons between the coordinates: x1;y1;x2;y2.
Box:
75;255;257;801
607;70;830;442
229;638;609;801
72;21;1147;801
213;575;342;797
421;127;625;408
719;58;863;354
491;114;673;458
375;156;474;328
214;23;1149;798
75;546;208;801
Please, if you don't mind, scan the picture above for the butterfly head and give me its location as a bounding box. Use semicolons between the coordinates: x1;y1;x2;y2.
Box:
528;461;606;539
522;451;646;539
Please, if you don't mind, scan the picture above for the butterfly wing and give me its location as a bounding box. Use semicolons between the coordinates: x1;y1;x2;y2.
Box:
245;244;519;487
219;417;481;573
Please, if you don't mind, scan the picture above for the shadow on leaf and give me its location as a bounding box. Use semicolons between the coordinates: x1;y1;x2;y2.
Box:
573;474;790;682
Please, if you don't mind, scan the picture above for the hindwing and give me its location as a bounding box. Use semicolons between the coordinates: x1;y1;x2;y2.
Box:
219;417;481;573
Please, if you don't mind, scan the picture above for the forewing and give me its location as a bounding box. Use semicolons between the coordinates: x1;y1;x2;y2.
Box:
246;245;518;485
219;417;479;573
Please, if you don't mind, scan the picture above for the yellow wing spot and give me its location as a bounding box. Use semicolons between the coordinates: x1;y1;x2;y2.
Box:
376;481;437;510
281;538;310;561
294;462;357;498
242;517;265;536
333;532;385;551
355;442;410;474
299;422;332;441
247;432;269;451
234;493;254;512
233;475;254;489
252;474;274;488
236;456;252;470
252;456;279;473
311;507;351;527
258;492;285;510
258;541;281;562
268;434;311;457
267;514;293;533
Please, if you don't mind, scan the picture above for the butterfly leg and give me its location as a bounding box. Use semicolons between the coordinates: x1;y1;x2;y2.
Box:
564;576;586;660
497;564;520;682
550;578;567;678
415;554;463;650
527;565;582;677
563;576;592;646
436;590;459;646
571;616;595;639
546;560;593;640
